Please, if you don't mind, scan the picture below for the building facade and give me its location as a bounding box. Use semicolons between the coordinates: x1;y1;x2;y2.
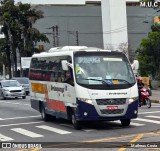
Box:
0;0;154;52
33;3;153;53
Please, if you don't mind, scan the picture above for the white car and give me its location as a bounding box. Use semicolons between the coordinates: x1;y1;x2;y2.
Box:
0;80;26;99
12;77;30;95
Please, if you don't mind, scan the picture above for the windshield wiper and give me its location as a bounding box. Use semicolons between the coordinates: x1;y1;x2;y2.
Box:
80;78;111;86
105;79;132;86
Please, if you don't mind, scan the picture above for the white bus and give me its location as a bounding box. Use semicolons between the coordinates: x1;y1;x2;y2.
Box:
29;46;139;129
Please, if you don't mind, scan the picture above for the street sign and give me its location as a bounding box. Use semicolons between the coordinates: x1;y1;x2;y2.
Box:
21;57;31;69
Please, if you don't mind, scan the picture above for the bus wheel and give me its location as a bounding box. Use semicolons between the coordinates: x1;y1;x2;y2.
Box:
71;114;81;130
120;119;131;127
41;105;50;121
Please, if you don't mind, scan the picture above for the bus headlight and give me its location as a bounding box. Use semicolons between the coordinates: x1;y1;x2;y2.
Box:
78;98;93;105
128;97;138;104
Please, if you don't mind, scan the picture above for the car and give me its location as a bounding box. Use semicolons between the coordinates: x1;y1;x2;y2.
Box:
11;77;30;95
0;80;26;100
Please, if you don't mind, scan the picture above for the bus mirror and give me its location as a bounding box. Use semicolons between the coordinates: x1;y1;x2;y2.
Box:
131;60;139;74
61;60;69;71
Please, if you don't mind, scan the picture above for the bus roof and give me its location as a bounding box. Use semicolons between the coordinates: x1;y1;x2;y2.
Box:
31;46;123;58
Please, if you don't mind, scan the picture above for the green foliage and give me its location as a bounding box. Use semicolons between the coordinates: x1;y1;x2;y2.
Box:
0;0;50;77
136;32;160;80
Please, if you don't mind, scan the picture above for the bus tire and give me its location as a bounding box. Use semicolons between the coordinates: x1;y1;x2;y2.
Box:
71;114;81;130
41;105;50;121
120;119;131;127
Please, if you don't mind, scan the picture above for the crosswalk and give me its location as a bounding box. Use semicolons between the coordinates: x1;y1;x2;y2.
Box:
11;128;44;138
0;115;159;141
36;125;72;134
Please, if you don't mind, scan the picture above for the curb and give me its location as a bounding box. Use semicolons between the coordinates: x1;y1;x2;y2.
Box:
151;100;160;103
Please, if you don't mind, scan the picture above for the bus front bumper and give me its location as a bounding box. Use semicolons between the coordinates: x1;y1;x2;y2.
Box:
75;99;138;121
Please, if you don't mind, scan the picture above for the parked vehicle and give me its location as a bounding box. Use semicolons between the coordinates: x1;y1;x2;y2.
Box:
0;80;26;99
11;77;30;95
139;86;151;108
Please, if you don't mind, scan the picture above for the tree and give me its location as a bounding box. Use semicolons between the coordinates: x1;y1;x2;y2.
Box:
17;2;49;57
0;38;12;79
136;32;160;79
118;42;129;57
0;0;49;78
117;42;135;63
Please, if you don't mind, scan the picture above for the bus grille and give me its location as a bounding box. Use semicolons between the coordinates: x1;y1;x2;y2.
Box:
10;90;21;92
96;99;126;105
100;109;124;114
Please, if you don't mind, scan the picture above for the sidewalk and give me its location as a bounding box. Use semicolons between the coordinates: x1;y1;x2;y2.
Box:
150;88;160;103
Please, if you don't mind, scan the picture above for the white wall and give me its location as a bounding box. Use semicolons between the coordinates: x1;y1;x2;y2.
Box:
101;0;128;50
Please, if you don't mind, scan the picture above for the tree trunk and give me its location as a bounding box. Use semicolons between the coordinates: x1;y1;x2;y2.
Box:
12;41;17;77
6;49;12;79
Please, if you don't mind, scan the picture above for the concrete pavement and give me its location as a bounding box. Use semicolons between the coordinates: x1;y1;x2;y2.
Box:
150;88;160;103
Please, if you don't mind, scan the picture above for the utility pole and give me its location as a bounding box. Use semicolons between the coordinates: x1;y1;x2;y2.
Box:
45;25;59;47
55;25;59;47
52;26;56;47
76;31;79;46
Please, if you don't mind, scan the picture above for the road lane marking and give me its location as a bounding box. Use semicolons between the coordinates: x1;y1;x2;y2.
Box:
129;122;145;126
117;134;144;151
36;125;72;134
83;132;157;143
0;115;41;120
114;121;145;126
0;101;30;106
0;121;44;127
151;106;160;107
31;148;42;151
145;149;160;150
138;111;160;115
133;118;160;124
11;128;43;138
0;118;4;120
26;132;158;148
82;129;96;132
0;133;14;141
146;115;160;119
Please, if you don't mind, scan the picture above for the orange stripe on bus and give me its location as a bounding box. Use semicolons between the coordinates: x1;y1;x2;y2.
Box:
31;83;66;112
47;100;66;113
31;83;45;94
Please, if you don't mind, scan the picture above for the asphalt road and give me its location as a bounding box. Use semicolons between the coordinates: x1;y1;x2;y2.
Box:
0;96;160;151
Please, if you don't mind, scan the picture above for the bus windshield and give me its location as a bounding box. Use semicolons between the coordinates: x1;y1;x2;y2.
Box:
74;52;135;89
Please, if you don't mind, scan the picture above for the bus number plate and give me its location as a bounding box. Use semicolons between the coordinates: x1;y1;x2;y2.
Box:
107;106;118;110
